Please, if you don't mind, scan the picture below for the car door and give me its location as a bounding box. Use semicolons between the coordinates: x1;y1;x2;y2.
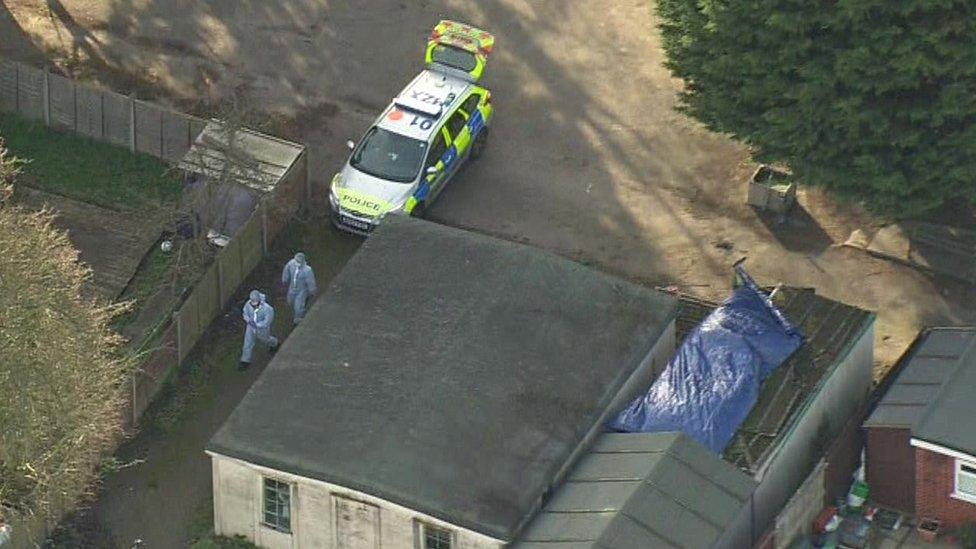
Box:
422;131;449;203
442;109;469;179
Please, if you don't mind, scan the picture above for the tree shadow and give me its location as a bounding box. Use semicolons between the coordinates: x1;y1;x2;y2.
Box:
44;0;104;68
0;0;47;63
753;203;835;254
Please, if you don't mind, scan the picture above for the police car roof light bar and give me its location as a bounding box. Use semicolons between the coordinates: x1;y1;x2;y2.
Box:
394;97;442;118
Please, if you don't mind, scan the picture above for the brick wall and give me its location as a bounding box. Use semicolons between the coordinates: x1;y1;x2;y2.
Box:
915;447;976;528
866;428;915;513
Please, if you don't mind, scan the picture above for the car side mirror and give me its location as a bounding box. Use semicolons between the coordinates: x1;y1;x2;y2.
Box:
426;166;439;176
346;140;355;151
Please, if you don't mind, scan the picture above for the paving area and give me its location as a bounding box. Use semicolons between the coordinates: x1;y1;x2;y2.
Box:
3;0;975;375
870;525;958;548
13;185;161;301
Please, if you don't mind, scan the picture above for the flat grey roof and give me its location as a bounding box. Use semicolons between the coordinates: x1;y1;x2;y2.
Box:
178;121;305;193
515;432;756;549
865;328;976;429
911;328;976;454
208;216;679;541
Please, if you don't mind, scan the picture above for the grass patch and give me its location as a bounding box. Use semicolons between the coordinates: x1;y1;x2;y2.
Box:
190;535;260;549
0;111;181;211
111;243;178;333
141;333;238;435
112;240;215;344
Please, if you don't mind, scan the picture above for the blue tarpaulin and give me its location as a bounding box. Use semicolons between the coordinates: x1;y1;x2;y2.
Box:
608;266;803;453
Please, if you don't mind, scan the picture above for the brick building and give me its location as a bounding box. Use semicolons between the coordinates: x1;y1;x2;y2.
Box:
910;328;976;529
865;327;976;528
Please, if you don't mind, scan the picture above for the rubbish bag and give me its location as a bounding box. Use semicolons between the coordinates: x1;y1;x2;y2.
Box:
608;266;803;453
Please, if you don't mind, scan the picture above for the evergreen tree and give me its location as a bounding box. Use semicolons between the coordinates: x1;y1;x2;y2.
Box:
656;0;976;216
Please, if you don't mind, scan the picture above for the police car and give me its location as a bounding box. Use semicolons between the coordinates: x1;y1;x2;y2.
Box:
330;20;494;234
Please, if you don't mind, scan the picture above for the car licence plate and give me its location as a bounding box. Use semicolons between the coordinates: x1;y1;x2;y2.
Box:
341;215;370;230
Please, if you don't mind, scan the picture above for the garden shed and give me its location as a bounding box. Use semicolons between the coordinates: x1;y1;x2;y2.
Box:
177;121;307;242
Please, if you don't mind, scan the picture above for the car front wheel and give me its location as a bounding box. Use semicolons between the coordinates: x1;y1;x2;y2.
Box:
411;201;427;219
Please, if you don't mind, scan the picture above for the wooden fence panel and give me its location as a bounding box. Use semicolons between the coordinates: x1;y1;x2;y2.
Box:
218;236;244;306
134;100;163;157
15;64;44;120
239;206;264;276
132;323;179;421
74;85;103;138
0;59;18;112
192;265;221;339
101;90;132;148
178;294;200;363
161;111;192;163
48;73;76;130
265;152;305;239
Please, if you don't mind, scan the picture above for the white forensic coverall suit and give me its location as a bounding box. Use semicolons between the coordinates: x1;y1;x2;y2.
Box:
241;292;278;363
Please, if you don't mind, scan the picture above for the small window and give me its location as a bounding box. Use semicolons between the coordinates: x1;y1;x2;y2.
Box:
426;135;448;171
418;522;453;549
445;111;467;140
430;44;477;73
957;460;976;500
263;478;292;533
460;93;481;116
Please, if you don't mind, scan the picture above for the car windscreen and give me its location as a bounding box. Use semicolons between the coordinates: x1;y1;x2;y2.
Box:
350;127;428;183
431;44;478;73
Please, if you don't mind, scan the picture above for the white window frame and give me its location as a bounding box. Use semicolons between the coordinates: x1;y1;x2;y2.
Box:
416;520;455;549
261;477;293;533
953;459;976;504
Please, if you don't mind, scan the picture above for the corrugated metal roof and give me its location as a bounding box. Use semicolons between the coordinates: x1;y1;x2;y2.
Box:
864;328;976;429
178;121;305;193
514;432;756;549
668;287;875;472
911;328;976;453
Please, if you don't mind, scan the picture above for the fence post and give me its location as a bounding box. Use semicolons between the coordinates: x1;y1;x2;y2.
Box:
42;67;51;126
305;152;311;212
13;62;19;112
72;78;78;132
217;256;225;307
159;108;166;158
173;310;182;362
99;91;106;139
261;202;268;255
128;95;136;153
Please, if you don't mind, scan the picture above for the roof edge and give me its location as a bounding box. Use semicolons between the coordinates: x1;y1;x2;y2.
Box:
754;310;876;476
509;300;681;541
910;438;976;462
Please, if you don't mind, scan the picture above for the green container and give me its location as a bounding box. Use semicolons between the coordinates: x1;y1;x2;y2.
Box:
847;481;869;508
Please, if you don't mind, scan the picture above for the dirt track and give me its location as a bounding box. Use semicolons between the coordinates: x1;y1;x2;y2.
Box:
4;0;974;372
